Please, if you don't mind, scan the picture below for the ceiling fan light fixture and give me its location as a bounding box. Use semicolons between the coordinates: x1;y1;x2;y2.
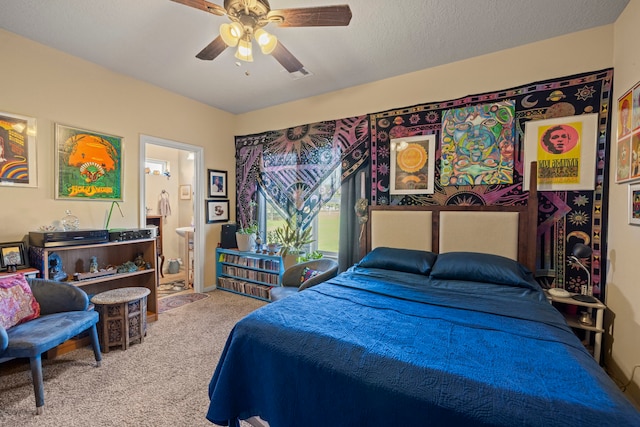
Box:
254;28;278;55
220;22;244;47
235;37;254;62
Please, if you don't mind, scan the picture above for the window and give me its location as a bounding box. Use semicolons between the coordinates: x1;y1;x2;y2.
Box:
259;167;341;257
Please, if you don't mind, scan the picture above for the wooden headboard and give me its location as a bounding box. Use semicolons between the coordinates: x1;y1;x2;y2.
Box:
365;163;538;273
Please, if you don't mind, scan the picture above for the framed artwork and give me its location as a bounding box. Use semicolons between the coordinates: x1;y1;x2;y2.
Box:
616;80;640;184
208;169;227;198
523;113;598;191
0;242;27;270
180;184;192;200
440;101;515;187
0;111;37;188
629;183;640;226
55;124;123;200
206;199;230;223
390;135;436;194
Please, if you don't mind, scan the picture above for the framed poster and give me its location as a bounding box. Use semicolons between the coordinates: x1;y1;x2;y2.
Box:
390;135;436;194
616;81;640;184
55;124;123;200
206;199;229;223
0;242;27;270
0;111;37;188
629;183;640;226
180;184;192;200
523;113;598;191
208;169;227;198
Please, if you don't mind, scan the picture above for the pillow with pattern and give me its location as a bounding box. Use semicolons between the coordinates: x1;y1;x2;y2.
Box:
300;267;319;284
0;274;40;330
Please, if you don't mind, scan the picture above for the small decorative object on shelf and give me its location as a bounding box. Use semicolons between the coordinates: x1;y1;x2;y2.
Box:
89;256;99;273
61;210;80;231
48;252;68;281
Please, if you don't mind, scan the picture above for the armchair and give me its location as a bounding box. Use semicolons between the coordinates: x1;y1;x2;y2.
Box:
270;259;339;302
0;277;102;415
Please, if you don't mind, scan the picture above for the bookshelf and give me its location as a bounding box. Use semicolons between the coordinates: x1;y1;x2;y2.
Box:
216;248;284;301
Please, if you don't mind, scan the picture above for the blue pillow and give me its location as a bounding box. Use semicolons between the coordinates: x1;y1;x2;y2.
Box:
358;247;437;276
430;252;538;290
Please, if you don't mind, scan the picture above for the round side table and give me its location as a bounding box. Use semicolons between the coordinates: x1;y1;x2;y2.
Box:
90;287;151;353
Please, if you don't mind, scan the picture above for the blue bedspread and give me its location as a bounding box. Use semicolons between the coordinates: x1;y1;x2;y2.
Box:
207;267;640;426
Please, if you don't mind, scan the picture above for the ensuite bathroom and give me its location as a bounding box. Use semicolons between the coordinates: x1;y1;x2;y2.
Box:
144;144;195;295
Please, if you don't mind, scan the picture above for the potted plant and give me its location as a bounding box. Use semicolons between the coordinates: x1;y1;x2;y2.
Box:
236;201;258;252
273;214;315;268
266;230;280;255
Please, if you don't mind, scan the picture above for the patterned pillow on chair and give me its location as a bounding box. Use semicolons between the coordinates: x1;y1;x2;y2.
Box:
300;267;319;284
0;274;40;329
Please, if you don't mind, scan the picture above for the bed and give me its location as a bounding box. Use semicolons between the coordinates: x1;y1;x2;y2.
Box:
206;164;640;426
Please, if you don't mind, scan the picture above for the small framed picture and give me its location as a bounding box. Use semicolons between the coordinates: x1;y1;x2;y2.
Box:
390;134;436;194
208;169;227;198
0;242;27;270
206;199;230;223
180;184;191;200
629;182;640;225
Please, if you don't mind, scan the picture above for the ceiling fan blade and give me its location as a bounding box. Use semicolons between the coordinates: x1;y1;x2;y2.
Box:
271;42;304;73
171;0;226;16
196;36;228;60
268;5;352;27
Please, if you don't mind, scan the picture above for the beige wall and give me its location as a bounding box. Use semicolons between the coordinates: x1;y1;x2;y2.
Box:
236;26;614;134
608;0;640;407
0;29;236;287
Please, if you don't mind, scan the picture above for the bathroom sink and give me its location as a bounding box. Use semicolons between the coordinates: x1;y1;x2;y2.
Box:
175;226;195;237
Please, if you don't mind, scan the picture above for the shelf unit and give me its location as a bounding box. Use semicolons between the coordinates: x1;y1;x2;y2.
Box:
545;290;606;363
216;248;284;302
30;239;159;322
146;215;164;279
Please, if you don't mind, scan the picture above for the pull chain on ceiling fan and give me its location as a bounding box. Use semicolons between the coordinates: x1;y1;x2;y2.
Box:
171;0;352;73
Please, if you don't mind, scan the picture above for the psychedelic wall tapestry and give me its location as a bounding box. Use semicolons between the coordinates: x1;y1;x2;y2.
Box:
369;68;613;296
235;116;369;230
55;124;123;201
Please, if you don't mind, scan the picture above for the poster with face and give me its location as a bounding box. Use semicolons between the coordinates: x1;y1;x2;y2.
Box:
523;113;597;191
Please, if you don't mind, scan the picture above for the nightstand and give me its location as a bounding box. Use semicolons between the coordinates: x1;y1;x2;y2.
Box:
545;290;606;363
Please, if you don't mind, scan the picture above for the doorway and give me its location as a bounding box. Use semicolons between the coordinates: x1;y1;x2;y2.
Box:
139;135;205;293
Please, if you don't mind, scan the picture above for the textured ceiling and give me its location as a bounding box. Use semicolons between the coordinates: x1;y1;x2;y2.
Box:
0;0;629;114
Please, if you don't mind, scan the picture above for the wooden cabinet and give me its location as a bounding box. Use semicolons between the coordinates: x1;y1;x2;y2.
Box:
216;248;284;302
29;239;159;322
146;215;164;277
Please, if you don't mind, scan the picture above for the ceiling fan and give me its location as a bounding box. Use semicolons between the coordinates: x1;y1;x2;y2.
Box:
171;0;352;73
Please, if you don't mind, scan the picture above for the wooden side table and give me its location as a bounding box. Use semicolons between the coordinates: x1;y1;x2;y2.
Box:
91;287;151;353
545;290;606;363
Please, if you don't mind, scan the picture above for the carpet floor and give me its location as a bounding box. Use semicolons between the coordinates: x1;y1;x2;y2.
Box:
157;279;189;297
0;290;266;426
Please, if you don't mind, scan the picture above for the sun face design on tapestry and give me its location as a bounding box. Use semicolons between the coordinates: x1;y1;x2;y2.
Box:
440;101;515;186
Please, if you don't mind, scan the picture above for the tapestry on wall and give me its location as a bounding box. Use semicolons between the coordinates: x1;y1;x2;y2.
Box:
235;116;370;230
369;68;613;295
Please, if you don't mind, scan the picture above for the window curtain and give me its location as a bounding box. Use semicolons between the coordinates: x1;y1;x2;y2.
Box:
338;167;368;271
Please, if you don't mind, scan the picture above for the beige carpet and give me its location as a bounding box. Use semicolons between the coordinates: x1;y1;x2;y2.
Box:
0;290;266;426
